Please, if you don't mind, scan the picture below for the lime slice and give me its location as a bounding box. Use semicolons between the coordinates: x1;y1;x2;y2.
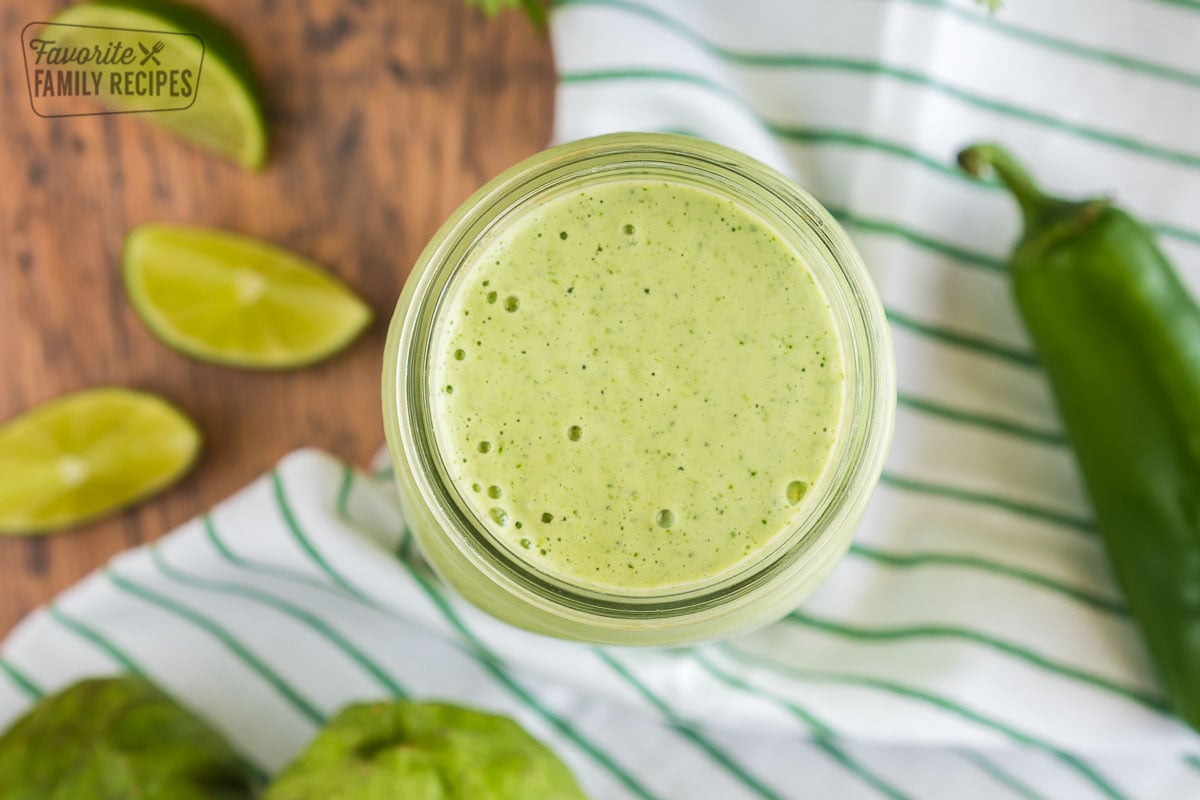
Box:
123;225;372;368
50;0;268;169
0;388;201;535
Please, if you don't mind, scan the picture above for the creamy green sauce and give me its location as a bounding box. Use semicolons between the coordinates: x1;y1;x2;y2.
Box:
432;179;844;592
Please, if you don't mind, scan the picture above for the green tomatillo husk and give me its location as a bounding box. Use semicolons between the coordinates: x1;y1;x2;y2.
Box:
0;675;261;800
265;700;588;800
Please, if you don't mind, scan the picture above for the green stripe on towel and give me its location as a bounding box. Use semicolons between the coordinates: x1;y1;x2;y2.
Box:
556;0;1200;172
885;310;1036;367
690;651;916;800
49;605;149;676
716;643;1128;800
596;649;787;800
879;474;1096;534
896;395;1065;448
847;544;1126;617
892;0;1200;91
105;569;327;726
786;611;1166;713
956;749;1048;800
151;544;408;699
0;658;43;699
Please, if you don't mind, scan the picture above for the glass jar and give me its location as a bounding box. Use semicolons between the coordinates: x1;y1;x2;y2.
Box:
383;133;894;646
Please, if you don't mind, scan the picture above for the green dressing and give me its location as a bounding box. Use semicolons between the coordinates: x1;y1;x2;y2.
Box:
432;179;844;592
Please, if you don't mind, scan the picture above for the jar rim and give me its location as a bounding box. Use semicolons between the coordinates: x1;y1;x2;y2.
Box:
384;132;895;631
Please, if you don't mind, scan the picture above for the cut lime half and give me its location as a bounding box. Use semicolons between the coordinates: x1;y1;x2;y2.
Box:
50;0;268;169
124;225;373;369
0;388;201;535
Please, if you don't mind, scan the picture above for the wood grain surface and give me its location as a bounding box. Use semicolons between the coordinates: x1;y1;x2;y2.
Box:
0;0;555;636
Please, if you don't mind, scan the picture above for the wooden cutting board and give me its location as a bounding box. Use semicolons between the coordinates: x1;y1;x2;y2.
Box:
0;0;554;635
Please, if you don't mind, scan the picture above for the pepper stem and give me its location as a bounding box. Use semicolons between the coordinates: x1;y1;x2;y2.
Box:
957;143;1052;229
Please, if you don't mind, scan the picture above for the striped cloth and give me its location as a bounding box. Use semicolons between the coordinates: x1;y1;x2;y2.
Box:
5;0;1200;797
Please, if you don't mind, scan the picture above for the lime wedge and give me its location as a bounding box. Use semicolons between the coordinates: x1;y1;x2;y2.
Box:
0;389;201;535
50;0;268;169
123;225;372;368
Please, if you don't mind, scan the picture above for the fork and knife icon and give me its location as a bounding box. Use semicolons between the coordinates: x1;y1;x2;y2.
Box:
138;40;165;66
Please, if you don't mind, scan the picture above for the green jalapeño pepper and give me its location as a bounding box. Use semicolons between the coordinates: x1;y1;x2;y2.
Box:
959;144;1200;731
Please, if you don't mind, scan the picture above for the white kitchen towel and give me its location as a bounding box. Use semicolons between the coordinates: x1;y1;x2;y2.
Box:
5;1;1200;798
